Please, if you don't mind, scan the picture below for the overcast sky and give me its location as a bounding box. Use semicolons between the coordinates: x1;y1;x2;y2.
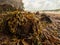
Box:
23;0;60;11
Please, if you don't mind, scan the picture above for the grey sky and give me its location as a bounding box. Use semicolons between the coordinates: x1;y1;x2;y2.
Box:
23;0;60;11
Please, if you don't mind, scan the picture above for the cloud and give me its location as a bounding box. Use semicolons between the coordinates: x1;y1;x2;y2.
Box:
23;0;60;11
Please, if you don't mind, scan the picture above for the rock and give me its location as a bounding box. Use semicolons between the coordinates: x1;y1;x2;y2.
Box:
0;4;16;13
40;13;52;23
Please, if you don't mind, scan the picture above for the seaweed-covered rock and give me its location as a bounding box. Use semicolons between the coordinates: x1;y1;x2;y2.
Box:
0;11;41;45
0;11;60;45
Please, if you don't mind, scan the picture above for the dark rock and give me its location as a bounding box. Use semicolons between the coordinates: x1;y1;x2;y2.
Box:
40;13;52;23
0;4;16;13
